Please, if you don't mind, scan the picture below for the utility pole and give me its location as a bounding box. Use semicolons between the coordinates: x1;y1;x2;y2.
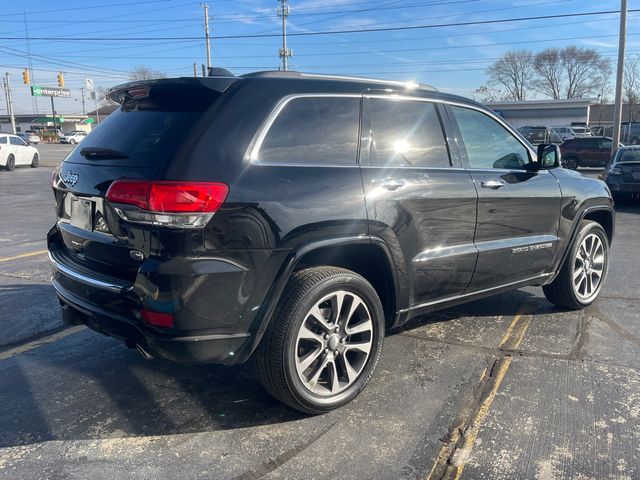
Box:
193;63;198;78
3;73;16;134
24;11;38;114
612;0;628;156
277;0;293;71
80;87;86;115
202;3;212;71
51;97;58;141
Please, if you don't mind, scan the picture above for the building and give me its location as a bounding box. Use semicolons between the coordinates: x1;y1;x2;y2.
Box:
0;113;92;136
485;98;598;128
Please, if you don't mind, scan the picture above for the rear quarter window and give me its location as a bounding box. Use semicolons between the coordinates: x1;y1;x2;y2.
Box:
256;96;360;166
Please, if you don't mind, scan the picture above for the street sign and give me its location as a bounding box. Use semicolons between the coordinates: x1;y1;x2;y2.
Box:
30;86;71;98
85;78;94;91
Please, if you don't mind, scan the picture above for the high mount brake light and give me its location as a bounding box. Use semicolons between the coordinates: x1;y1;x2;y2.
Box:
106;180;229;228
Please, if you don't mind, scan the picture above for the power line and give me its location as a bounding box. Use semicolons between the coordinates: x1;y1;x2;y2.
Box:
0;9;637;41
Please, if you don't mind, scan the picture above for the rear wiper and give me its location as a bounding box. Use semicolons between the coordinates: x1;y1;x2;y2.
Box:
80;147;129;160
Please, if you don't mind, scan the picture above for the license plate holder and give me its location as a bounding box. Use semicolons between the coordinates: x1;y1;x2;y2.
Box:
70;197;94;231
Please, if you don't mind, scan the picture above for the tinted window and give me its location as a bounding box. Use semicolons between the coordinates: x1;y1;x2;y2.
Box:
598;139;612;150
363;98;449;167
451;106;530;170
0;137;6;144
63;84;221;167
10;136;27;146
258;97;360;165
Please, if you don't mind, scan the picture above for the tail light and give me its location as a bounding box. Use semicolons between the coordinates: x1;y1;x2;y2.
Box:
106;180;228;228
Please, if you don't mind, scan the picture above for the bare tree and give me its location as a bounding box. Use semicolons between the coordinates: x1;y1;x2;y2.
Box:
472;85;507;102
486;50;534;101
533;48;563;99
561;47;611;99
129;66;165;81
624;55;640;105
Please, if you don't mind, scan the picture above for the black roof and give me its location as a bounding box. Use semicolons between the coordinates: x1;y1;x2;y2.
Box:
108;70;486;111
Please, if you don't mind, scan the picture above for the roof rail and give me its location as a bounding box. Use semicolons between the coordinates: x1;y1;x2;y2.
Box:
240;70;437;91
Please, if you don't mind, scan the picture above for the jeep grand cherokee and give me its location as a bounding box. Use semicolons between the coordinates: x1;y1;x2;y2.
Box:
48;71;614;413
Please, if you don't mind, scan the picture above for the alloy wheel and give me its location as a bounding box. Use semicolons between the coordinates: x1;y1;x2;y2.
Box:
294;290;373;396
573;233;606;302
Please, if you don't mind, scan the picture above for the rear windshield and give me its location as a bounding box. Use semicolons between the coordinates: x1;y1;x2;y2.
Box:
63;84;220;167
63;109;206;167
617;150;640;163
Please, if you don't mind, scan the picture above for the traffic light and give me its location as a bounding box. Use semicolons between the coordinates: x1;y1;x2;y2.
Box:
57;72;64;88
22;69;30;85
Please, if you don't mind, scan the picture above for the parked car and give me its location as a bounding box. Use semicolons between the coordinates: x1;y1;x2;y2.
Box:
602;145;640;198
560;136;617;169
621;123;640;145
568;125;593;137
0;134;39;170
48;72;614;413
517;126;562;144
59;131;88;144
17;132;41;145
551;126;576;141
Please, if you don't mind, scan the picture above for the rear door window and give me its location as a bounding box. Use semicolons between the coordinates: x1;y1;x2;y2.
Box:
256;96;360;166
0;137;6;144
361;97;450;168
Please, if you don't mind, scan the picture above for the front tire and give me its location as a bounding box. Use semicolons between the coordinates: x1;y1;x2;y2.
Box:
5;155;15;171
563;156;578;170
256;267;385;414
69;139;76;145
543;221;609;309
30;153;39;168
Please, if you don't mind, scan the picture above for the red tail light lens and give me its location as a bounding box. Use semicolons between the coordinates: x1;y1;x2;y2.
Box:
140;309;174;328
106;180;228;213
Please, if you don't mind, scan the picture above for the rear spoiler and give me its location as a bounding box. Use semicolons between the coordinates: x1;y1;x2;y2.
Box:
107;77;241;106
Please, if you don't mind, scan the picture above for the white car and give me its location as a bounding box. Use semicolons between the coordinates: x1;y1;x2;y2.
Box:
59;131;88;145
0;134;40;170
18;132;41;144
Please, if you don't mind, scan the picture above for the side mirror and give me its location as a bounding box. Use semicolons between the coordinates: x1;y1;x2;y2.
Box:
536;143;561;169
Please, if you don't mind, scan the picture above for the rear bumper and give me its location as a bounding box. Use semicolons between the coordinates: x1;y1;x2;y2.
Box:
607;181;640;193
46;225;275;365
53;281;249;364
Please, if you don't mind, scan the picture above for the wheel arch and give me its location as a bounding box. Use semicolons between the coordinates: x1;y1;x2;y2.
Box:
237;236;404;363
546;205;614;284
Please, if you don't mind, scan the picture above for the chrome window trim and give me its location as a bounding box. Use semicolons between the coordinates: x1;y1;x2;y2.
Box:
248;91;538;170
248;93;362;165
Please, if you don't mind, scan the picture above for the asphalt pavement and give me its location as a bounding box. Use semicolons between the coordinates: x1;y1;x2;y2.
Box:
0;144;638;479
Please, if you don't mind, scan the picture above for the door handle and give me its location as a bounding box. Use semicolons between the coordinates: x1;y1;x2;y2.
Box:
480;180;504;189
379;178;406;191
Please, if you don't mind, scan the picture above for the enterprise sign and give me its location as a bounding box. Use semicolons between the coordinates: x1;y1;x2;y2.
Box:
30;86;71;98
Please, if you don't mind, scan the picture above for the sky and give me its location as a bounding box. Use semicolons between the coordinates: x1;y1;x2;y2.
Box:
1;0;639;115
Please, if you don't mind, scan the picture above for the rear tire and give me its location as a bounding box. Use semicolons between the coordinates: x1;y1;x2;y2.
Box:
5;155;15;171
563;156;578;170
30;153;39;168
255;267;385;414
69;139;76;145
543;221;609;309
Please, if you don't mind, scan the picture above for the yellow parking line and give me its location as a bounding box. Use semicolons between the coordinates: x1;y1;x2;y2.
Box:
452;356;513;480
0;249;48;263
0;325;85;361
427;305;534;480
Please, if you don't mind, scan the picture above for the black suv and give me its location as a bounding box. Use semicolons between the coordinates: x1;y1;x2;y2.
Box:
49;72;614;413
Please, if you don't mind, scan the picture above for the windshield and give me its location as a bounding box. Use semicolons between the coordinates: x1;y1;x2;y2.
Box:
616;150;640;163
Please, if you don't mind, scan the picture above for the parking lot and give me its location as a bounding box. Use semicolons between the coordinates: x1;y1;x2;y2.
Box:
0;144;638;479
